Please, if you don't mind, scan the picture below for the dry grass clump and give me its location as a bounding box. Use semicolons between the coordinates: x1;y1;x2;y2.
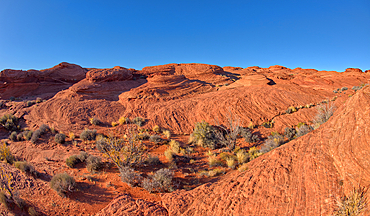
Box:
169;140;180;154
0;142;14;164
236;150;249;164
238;163;248;172
334;187;368;216
208;168;226;177
163;130;171;139
111;122;119;127
68;132;75;141
119;117;130;125
150;134;162;144
50;173;76;197
248;147;263;160
260;133;284;154
313;102;336;129
164;149;174;162
152;125;161;133
208;155;223;167
226;158;236;169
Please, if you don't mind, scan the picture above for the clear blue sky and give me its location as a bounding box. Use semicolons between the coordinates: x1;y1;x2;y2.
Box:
0;0;369;72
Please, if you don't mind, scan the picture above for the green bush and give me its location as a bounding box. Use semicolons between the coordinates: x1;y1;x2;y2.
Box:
50;173;76;196
189;120;218;149
80;129;97;141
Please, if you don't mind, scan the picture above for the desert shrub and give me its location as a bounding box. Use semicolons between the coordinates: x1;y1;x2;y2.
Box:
0;142;14;164
261;122;272;128
55;133;66;144
313;103;336;129
208;155;222;167
23;130;33;141
162;130;171;139
189;120;218;149
68;132;75;141
214;113;242;151
238;163;248;172
50;173;76;196
16;132;24;141
119;117;130;125
66;155;80;168
236;150;249;164
90;117;100;126
119;166;142;187
226;158;236;169
219;152;236;161
341;87;348;91
26;100;36;107
169;140;180;154
334;187;368;216
135;132;150;140
9;131;17;141
30;129;41;144
164;148;174;162
153;168;174;192
296;124;313;137
284;127;296;141
208;168;226;177
132;117;145;127
28;207;39;216
286;106;297;114
152;125;161;133
111;122;118;127
9;96;15;101
241;128;260;143
96;133;146;169
150;134;162;144
35;97;42;103
0;191;8;209
260;133;284;154
145;154;161;165
77;151;89;162
39;124;50;134
0;114;19;131
80;129;97;141
86;155;103;173
141;178;159;193
14;161;36;175
248;147;263;160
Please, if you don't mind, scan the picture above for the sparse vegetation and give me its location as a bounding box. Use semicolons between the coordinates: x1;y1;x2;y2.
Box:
296;124;313;137
169;140;180;154
132;117;145;127
236;150;249;164
96;132;146;169
68;132;75;141
80;129;97;141
241;128;260;143
90;117;101;126
189;120;218;149
14;161;36;176
150;134;162;144
163;130;171;139
86;155;103;173
119;116;130;125
142;168;174;193
260;133;284;154
248;147;263;160
214;112;242;151
284;127;296;141
226;157;236;169
50;173;76;196
0;114;19;131
145;154;161;165
312;102;335;129
30;129;41;144
0;142;14;164
153;125;161;133
334;187;368;216
261;122;273;128
9;131;17;141
208;155;222;167
39;124;50;134
111;121;118;127
55;133;66;144
66;155;80;168
286;106;297;114
119;166;142;187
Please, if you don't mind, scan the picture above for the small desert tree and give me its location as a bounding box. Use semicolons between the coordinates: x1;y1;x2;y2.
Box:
96;125;146;170
214;111;242;151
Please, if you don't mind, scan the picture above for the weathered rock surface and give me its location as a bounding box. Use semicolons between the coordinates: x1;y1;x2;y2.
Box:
96;194;167;216
161;86;370;215
86;66;133;82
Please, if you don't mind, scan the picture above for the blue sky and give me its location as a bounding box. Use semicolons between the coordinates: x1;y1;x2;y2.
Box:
0;0;369;72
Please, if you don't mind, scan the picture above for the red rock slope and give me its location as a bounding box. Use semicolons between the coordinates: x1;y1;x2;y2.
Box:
160;86;370;215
